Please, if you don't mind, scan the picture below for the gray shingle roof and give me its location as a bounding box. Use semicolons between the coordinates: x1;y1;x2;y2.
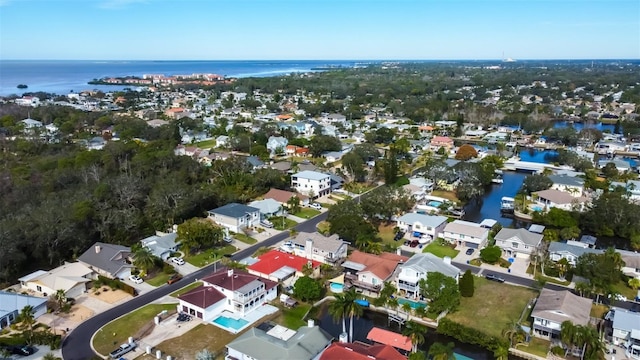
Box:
397;213;448;228
494;228;543;247
399;253;460;278
290;232;345;252
209;203;259;218
532;288;591;326
77;242;132;277
548;175;584;187
548;242;602;258
612;308;640;332
248;199;282;214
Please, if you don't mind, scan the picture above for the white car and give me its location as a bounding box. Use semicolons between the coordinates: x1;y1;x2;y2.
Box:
309;203;322;210
171;257;185;266
128;275;144;284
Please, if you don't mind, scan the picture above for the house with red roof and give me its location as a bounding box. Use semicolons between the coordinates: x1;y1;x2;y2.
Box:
177;268;278;322
248;249;322;282
319;342;407;360
367;327;412;353
430;136;454;151
342;251;408;294
263;188;309;207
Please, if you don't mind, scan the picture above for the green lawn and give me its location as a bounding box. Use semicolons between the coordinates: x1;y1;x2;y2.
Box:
422;241;459;258
446;277;538;338
269;216;297;230
292;208;320;219
170;281;203;298
272;303;312;330
146;272;172;287
516;337;551;358
93;303;177;356
233;233;257;245
431;190;460;203
195;139;218;148
153;323;238;360
611;280;638;299
184;245;237;267
378;223;397;244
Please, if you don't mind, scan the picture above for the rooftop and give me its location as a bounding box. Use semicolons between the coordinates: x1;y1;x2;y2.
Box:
208;203;259;218
531;288;591;326
292;170;330;181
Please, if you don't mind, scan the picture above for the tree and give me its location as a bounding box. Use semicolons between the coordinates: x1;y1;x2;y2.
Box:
402;320;427;353
343;289;364;342
292;276;323;301
521;174;552;194
428;341;455;360
601;162;619;179
195;349;215;360
459;270;475;297
19;305;36;343
42;354;61;360
341;151;366;182
133;246;157;274
328;294;349;335
286;196;301;214
419;272;460;314
309;135;341;157
479;246;502;264
327;199;376;243
383;149;399;185
629;277;640;290
557;258;571;278
503;320;526;347
54;289;67;312
455;144;478;161
177;218;224;255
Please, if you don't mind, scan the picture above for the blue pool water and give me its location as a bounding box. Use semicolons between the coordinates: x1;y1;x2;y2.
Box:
532;205;543;212
330;282;344;293
427;200;443;207
213;315;248;330
397;298;427;309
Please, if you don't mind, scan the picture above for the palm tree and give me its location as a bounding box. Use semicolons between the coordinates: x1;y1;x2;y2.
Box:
493;343;510;360
19;305;36;343
502;320;526;347
629;277;640;291
604;247;625;271
557;258;570;279
344;289;363;342
560;321;577;356
402;320;427;353
387;297;399;315
401;302;413;320
575;282;592;298
54;289;67;312
428;341;455;360
328;293;349;335
133;246;156;275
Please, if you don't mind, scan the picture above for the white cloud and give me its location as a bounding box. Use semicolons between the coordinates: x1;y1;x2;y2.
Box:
98;0;148;9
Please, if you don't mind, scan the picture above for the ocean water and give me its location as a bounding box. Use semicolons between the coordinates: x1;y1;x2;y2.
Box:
0;60;363;96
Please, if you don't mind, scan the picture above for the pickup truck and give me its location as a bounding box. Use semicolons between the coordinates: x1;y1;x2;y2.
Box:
110;342;136;358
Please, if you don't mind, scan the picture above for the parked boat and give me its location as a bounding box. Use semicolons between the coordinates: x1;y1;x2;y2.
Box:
500;197;515;213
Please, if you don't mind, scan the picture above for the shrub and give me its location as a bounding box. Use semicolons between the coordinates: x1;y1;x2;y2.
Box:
551;346;564;356
479;246;502;264
163;264;176;274
437;318;508;354
459;270;474;297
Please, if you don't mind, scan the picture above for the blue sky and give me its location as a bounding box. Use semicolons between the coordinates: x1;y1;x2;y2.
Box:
1;0;638;60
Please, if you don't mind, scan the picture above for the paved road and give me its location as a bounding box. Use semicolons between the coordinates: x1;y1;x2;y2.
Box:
61;212;329;360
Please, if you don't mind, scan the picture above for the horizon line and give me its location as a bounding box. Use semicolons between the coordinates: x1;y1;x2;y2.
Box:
2;58;640;62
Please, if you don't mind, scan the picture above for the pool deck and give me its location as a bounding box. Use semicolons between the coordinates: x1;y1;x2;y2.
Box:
210;304;278;334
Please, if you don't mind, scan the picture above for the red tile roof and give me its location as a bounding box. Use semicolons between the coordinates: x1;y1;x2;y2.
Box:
178;285;225;309
347;251;408;281
263;188;309;204
248;249;321;275
367;327;412;352
200;269;277;291
319;342;407;360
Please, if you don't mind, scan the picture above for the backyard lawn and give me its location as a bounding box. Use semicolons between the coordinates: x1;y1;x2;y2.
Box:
269;216;297;230
146;272;172;287
378;223;397;244
93;303;178;356
611;280;638;300
446;277;537;338
422;241;459;258
431;190;460;203
184;245;237;267
153;323;238;359
170;281;203;298
516;337;551;358
195;139;217;148
271;303;312;330
292;208;320;219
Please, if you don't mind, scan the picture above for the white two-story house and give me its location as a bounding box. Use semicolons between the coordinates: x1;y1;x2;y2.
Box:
494;228;544;258
291;170;331;198
442;220;489;249
396;213;448;241
395;253;460;299
548;175;585;197
289;232;348;265
531;288;591;340
548;241;602;266
207;203;260;233
611;309;640;359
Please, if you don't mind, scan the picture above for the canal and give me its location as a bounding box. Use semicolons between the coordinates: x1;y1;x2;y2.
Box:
463;171;529;227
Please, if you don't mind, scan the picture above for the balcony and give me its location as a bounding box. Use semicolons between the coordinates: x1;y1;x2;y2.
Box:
232;289;265;304
344;274;381;292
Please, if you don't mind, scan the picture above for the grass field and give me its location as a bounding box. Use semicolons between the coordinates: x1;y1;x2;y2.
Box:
292;208;320;219
146;272;172;287
431;190;460;203
611;280;638;299
233;233;257;245
184;245;237;267
446;277;538;338
516;337;551;358
271;303;312;330
195;139;217;148
422;241;459;258
269;216;297;230
153;323;238;359
170;281;203;298
93;303;178;355
378;223;397;244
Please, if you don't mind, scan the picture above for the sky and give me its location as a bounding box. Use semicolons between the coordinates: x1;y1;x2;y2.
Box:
0;0;639;60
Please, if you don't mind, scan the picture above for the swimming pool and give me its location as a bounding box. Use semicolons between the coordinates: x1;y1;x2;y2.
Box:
397;298;426;309
212;315;248;330
532;205;543;212
330;282;344;293
427;200;443;208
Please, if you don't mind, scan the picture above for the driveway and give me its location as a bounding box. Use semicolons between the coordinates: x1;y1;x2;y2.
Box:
171;262;200;276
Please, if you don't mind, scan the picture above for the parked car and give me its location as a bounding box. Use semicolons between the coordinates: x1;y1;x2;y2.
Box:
171;257;185;266
128;275;144;284
309;203;322;210
176;313;192;322
394;231;406;241
167;273;183;285
408;240;419;248
109;342;136;359
4;345;35;356
485;274;505;283
260;220;274;228
223;236;233;243
465;248;475;255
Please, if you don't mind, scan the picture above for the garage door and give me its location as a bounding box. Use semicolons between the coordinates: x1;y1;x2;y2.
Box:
466;242;479;249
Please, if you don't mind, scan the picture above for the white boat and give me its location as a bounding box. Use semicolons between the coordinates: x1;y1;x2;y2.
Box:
492;178;504;184
501;197;515;211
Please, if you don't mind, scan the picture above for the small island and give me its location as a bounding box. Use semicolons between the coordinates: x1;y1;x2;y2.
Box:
16;84;28;89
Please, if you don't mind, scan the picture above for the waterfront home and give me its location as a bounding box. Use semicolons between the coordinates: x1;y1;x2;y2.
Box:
610;309;640;359
140;231;180;260
17;262;93;298
396;253;460;299
178;269;277;322
288;232;348;265
531;288;591;340
548;174;585;197
0;292;47;330
207;203;260;233
291;170;331;198
396;213;448;241
78;242;134;279
533;189;589;212
266;136;288;154
548;241;602;266
226;321;332;360
248;198;283;219
494;228;543;258
247;249;322;282
262;188;309;207
319;341;406;360
442;220;489;249
429;136;454;151
342;251;409;294
611;180;640;201
619;250;640;279
366;327;413;354
598;158;632;173
596;140;627;154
